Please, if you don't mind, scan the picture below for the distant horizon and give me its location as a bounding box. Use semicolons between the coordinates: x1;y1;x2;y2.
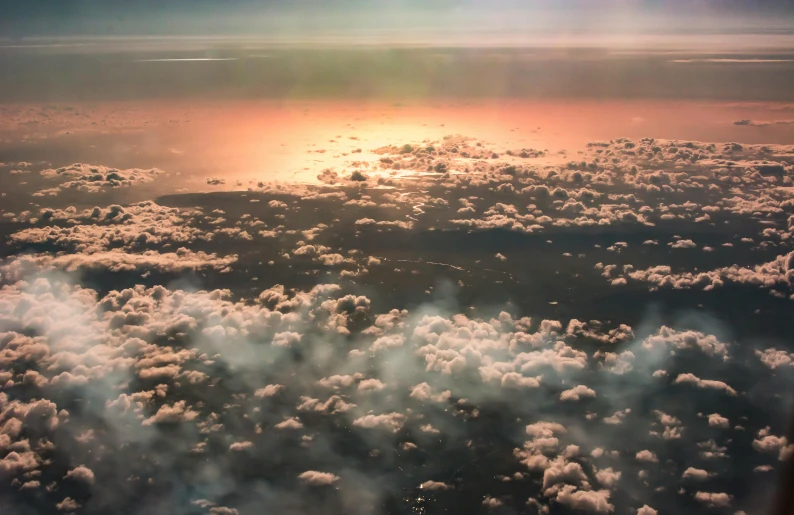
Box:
3;33;794;53
3;0;794;38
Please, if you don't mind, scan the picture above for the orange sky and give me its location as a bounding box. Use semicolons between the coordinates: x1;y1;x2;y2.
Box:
3;99;794;192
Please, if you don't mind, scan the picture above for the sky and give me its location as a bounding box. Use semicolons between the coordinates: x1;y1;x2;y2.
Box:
2;0;794;38
2;2;794;515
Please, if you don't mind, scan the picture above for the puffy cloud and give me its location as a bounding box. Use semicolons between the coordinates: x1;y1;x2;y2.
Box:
482;496;503;508
208;508;239;515
254;384;284;397
2;248;236;278
10;201;215;253
526;422;567;439
553;485;613;514
693;492;732;508
352;413;406;432
674;374;737;396
355;218;414;230
708;413;730;429
56;497;81;511
699;439;729;460
560;385;596;402
635;450;658;463
2;133;794;515
604;409;631;425
297;470;340;486
420;480;452;491
274;417;303;430
495;371;541;389
64;465;95;485
297;396;355;414
642;327;729;358
624;252;794;294
317;374;357;389
669;239;697;249
752;428;793;461
408;382;450;403
595;467;622;488
142;401;199;425
682;467;711;481
358;378;386;392
0;451;40;478
542;456;587;490
36;163;163;195
756;348;793;369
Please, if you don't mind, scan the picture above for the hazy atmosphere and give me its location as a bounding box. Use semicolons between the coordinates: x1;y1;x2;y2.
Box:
1;1;794;515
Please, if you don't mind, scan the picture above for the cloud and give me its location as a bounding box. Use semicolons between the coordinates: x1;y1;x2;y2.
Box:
63;465;95;485
756;348;793;369
2;132;794;515
35;163;163;195
298;470;340;486
560;385;596;401
693;492;732;508
674;373;737;396
254;384;284;397
55;497;81;511
635;450;658;463
409;382;451;403
682;467;710;481
595;467;622;489
669;239;697;249
142;400;199;425
2;248;236;279
419;480;452;491
553;485;613;514
352;413;406;432
208;508;239;515
274;417;303;430
733;119;794;127
752;428;793;461
707;413;730;429
358;378;386;392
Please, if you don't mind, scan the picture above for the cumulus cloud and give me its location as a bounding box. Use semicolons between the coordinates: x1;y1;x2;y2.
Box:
707;413;730;429
63;465;95;485
753;428;793;461
553;485;613;513
36;163;163;195
274;417;303;430
297;470;340;486
142;401;199;425
635;450;659;463
756;348;793;369
560;385;596;402
352;413;406;432
674;373;737;396
420;480;452;491
682;467;711;481
693;492;732;508
2;133;794;513
2;248;236;279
